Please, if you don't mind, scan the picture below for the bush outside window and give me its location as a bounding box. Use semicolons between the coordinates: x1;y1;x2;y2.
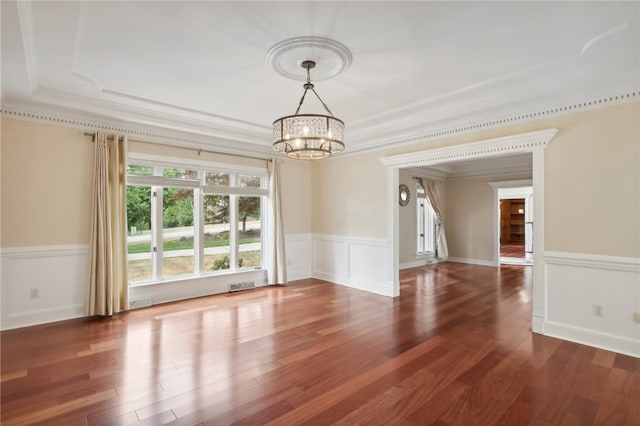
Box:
126;161;266;285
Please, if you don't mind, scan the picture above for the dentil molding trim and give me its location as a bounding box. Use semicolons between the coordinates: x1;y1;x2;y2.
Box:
380;128;558;168
1;103;274;160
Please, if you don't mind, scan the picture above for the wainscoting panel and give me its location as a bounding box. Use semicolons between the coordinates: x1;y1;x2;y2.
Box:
312;236;348;284
544;251;640;357
346;239;393;296
309;235;393;297
285;234;312;281
1;245;88;330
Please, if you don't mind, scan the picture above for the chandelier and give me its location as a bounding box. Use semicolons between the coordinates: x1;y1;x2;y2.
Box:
272;60;345;160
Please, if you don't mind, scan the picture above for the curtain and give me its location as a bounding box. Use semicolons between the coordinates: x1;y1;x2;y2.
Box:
267;159;288;284
87;133;128;316
421;178;449;259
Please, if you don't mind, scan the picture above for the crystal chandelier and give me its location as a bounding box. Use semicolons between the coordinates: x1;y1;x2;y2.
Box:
272;60;345;160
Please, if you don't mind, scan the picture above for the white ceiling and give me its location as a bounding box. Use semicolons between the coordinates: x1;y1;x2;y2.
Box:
2;1;639;154
417;152;533;180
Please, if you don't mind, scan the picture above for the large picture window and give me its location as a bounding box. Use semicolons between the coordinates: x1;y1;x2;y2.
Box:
126;159;267;285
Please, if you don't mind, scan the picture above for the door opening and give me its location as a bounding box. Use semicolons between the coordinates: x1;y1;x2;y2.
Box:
498;187;533;265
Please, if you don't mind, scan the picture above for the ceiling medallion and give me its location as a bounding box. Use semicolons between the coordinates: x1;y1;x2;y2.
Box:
266;36;352;82
269;37;351;160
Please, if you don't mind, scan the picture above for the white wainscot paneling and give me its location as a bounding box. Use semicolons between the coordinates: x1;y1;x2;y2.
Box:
1;245;88;330
544;252;640;357
347;239;393;296
311;235;393;297
285;234;311;281
312;236;348;283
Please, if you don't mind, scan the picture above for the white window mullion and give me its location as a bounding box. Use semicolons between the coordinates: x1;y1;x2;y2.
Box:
417;198;425;254
229;194;238;271
229;172;238;271
194;187;203;274
152;186;163;280
260;195;266;269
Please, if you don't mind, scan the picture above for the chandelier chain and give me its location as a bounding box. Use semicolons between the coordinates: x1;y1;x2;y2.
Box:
292;62;335;117
294;89;310;115
311;88;335;117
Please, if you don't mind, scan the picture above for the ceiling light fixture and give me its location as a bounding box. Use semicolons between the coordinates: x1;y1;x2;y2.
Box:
272;60;344;160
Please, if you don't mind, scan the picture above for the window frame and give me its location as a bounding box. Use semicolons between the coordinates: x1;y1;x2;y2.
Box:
416;182;436;255
126;154;268;286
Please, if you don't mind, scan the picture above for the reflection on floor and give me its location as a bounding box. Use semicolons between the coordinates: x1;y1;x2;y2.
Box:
500;243;532;265
500;243;525;257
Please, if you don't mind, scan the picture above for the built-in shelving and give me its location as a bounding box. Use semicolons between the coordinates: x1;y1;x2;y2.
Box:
501;199;525;244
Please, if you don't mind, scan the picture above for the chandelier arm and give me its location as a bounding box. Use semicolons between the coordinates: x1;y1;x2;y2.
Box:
310;88;335;117
294;88;310;115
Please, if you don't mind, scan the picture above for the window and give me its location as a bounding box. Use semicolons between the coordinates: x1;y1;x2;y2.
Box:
126;160;267;285
417;182;436;254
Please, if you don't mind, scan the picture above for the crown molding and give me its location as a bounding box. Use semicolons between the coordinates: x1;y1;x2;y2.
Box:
1;102;274;159
348;91;639;156
380;129;558;169
29;87;271;143
2;89;637;162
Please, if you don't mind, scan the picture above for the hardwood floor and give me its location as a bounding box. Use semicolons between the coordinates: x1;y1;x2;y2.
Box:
2;262;638;425
500;243;525;258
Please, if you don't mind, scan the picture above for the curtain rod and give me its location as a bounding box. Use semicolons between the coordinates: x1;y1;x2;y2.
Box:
83;132;272;163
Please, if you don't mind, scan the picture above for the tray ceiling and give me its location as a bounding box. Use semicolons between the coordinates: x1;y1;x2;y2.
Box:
2;1;638;152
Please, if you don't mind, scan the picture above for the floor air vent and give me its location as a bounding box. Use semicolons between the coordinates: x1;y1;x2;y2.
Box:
229;281;255;292
129;297;152;309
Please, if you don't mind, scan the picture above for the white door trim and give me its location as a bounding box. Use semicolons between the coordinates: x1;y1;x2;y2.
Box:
380;128;558;334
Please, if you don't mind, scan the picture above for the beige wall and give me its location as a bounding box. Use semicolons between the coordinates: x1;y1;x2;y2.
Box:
1;119;94;247
312;100;639;258
544;103;640;257
128;140;265;169
279;159;311;235
3;100;638;259
444;177;495;261
310;150;388;238
443;174;530;261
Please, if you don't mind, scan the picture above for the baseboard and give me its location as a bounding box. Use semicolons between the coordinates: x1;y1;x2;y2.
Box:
544;320;639;358
446;257;498;267
400;259;426;269
2;304;85;330
532;313;544;334
287;270;311;281
312;271;395;297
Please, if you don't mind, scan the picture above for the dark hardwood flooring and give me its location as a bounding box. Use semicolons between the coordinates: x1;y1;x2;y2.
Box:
1;262;638;425
500;243;525;258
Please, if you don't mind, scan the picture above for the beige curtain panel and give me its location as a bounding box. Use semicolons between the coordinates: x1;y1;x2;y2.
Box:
420;178;449;259
267;159;288;284
87;132;128;316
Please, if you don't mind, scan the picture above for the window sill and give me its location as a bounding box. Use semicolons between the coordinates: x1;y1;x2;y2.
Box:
129;267;264;288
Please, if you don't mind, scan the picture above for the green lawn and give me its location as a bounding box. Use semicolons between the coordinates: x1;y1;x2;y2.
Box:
127;250;262;281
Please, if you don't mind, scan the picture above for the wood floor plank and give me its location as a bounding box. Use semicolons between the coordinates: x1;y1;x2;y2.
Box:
2;263;638;425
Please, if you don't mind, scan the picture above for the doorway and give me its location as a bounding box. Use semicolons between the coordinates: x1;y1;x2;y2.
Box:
499;186;533;265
